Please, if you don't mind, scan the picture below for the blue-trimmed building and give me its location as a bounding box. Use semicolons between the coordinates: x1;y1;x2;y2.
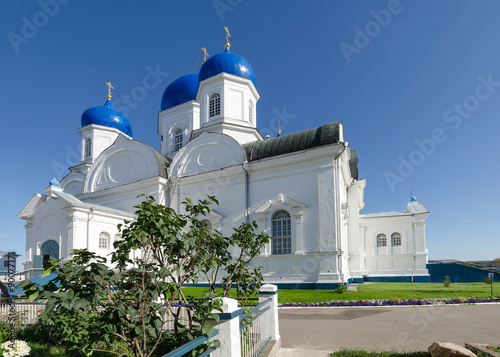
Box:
19;37;430;287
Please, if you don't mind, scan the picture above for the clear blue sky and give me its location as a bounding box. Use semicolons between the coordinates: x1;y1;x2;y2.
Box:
1;1;499;269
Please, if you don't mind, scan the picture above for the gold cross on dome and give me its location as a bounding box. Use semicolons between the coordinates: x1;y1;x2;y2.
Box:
202;47;209;62
224;26;231;49
105;82;114;100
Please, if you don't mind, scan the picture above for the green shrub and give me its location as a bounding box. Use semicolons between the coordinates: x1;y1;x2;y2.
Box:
18;310;55;346
335;284;347;294
0;310;29;343
0;324;9;344
483;277;494;284
443;276;451;287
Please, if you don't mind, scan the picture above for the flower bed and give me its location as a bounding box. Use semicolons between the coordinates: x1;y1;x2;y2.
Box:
279;296;500;307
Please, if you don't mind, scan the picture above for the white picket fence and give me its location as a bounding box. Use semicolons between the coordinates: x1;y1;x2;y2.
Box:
0;302;46;324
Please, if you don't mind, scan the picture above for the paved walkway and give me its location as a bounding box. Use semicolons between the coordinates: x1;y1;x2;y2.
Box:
278;304;500;354
279;348;331;356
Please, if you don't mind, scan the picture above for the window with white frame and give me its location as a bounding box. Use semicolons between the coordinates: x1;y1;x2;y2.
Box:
99;232;110;249
376;233;387;247
209;93;220;117
391;232;402;246
249;100;253;124
272;210;292;255
85;138;92;158
174;129;183;151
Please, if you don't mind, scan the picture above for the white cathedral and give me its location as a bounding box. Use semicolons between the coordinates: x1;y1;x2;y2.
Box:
19;36;430;288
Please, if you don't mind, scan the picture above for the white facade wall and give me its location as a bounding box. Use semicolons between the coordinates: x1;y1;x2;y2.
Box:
357;203;429;280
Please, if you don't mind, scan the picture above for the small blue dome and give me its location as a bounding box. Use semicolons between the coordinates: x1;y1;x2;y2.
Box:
161;74;199;111
49;177;60;187
81;99;133;137
199;48;256;86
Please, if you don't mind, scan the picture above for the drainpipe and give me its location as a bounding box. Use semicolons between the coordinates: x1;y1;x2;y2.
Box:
86;207;94;250
242;163;249;224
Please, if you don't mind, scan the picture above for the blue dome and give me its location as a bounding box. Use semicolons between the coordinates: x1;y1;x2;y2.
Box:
199;48;256;86
49;177;60;187
161;74;199;111
81;99;133;137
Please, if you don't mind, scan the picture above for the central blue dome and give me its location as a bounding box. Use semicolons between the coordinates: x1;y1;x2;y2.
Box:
198;48;256;86
81;99;133;137
161;74;199;111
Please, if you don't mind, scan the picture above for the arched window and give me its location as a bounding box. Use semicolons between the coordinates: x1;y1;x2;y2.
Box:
174;129;183;151
391;232;402;246
201;219;213;234
40;239;59;269
376;233;387;247
249;100;253;124
99;232;110;249
209;93;220;117
272;210;291;255
85;138;92;158
41;240;59;260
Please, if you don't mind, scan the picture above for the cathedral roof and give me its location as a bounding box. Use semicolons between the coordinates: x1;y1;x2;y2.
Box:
53;190;136;218
198;48;256;86
161;74;199;111
81;99;133;137
242;121;341;162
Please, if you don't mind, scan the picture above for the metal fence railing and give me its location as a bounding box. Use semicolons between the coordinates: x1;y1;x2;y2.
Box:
162;330;219;357
239;298;272;357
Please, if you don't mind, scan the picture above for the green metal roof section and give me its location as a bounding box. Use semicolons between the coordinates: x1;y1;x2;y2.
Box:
349;150;359;180
243;121;341;162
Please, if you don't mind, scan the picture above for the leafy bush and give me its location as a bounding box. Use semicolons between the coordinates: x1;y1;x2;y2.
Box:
19;195;269;357
334;284;347;294
443;276;451;288
0;324;10;344
0;309;32;344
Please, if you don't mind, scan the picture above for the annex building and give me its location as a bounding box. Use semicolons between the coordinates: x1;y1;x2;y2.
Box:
19;35;430;288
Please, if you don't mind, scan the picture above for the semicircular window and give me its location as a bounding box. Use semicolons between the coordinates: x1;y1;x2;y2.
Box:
40;240;59;260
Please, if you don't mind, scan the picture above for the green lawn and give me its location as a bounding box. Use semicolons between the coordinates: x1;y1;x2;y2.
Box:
182;282;500;304
278;282;500;304
330;349;431;357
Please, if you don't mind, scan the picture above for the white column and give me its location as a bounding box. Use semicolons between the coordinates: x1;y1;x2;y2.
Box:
258;284;280;343
211;297;241;357
293;211;304;255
